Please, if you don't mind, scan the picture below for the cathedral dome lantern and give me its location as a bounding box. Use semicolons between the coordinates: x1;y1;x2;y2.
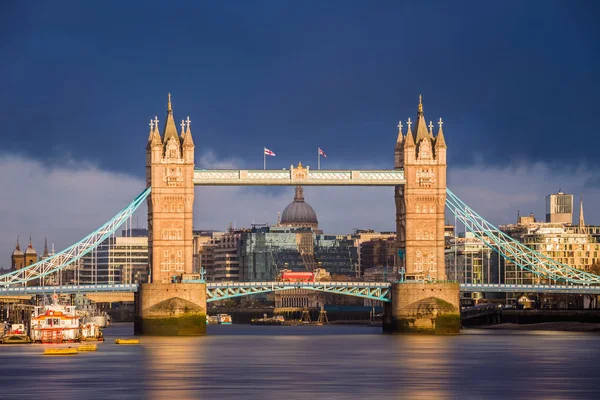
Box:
280;186;319;230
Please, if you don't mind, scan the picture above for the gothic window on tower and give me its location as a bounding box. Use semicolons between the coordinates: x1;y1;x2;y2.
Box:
416;168;436;188
161;250;170;272
418;139;433;160
165;137;181;160
175;250;184;272
415;251;423;272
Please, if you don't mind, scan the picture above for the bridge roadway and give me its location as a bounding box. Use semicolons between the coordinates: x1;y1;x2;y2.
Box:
1;282;600;301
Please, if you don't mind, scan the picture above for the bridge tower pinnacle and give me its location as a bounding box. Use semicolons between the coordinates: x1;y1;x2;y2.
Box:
146;94;195;283
396;96;448;281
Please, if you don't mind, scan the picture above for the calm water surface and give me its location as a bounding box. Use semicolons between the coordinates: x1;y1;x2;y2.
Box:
1;322;599;399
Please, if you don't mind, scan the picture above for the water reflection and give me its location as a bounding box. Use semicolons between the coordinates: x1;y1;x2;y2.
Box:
1;324;599;399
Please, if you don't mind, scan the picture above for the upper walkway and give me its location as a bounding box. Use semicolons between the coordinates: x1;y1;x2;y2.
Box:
193;168;405;186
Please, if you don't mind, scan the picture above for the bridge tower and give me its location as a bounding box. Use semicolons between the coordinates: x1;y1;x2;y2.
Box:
146;94;195;283
136;95;206;336
396;96;447;281
386;96;459;334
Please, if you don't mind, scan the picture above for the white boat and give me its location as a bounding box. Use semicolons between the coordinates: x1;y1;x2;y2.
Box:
30;298;105;343
217;314;232;325
30;303;80;343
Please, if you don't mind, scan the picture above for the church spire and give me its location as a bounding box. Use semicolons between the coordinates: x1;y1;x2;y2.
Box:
162;93;179;143
43;237;49;258
579;195;587;234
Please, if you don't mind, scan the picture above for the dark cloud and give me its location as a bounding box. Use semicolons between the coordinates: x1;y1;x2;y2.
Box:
0;2;598;176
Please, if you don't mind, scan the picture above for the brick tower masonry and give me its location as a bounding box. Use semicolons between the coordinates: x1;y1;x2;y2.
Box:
135;95;206;335
385;96;460;334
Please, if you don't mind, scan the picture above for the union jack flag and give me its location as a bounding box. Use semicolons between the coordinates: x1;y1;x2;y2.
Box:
318;147;327;158
264;148;276;156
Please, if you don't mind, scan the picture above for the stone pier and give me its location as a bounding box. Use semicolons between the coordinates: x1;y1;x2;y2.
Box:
383;282;460;334
134;283;207;336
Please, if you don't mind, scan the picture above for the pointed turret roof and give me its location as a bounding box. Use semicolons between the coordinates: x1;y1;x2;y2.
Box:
404;118;415;147
149;116;162;147
162;93;179;143
435;117;447;149
43;237;49;258
395;121;403;149
413;95;430;144
146;118;161;150
183;116;194;148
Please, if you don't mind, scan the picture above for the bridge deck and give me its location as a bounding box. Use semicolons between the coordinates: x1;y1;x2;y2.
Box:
2;282;599;297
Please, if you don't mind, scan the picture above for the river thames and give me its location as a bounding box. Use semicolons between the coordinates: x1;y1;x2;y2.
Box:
1;323;599;399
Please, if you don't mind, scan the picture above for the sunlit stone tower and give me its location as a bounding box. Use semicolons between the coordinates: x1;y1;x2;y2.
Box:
137;95;206;336
146;94;195;283
386;96;459;335
395;96;447;281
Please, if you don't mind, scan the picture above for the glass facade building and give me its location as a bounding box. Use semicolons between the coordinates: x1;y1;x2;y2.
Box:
239;226;358;281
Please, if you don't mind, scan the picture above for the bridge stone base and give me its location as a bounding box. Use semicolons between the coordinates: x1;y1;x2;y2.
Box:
134;283;207;336
383;282;460;334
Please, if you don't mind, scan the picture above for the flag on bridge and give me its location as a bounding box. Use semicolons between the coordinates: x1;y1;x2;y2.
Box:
317;147;327;170
264;147;275;170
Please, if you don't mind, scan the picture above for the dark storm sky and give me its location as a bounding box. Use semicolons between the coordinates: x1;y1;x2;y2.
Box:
1;1;598;173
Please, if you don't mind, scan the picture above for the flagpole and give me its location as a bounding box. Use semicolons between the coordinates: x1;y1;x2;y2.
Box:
318;147;320;170
264;148;266;170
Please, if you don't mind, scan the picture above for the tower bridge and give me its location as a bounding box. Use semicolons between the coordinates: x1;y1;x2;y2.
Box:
2;95;600;335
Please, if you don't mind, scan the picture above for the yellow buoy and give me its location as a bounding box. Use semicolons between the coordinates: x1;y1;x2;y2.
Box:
78;344;97;351
115;338;140;345
44;348;78;355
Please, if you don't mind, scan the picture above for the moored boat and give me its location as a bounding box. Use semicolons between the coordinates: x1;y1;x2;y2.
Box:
80;323;105;342
1;323;32;344
30;303;80;343
217;314;232;325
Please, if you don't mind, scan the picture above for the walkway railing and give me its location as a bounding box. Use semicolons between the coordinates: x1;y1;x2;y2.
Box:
206;281;392;302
